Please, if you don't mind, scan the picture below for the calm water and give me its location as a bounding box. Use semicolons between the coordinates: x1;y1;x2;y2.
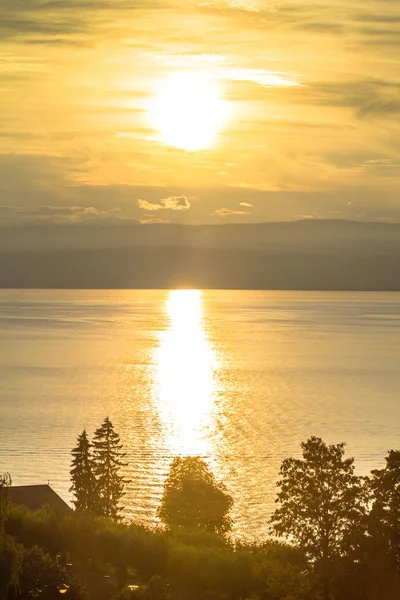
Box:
1;289;400;540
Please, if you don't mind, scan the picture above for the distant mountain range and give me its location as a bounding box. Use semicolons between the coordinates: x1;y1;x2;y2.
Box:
2;219;400;254
1;220;400;290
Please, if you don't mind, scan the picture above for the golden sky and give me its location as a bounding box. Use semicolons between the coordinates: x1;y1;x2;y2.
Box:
1;0;399;225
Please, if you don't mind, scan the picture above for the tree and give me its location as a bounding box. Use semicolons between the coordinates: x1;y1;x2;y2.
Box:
92;417;129;519
17;546;85;600
0;474;21;600
0;535;21;600
158;456;233;535
142;576;171;600
70;430;97;512
270;436;367;600
370;450;400;567
0;473;12;534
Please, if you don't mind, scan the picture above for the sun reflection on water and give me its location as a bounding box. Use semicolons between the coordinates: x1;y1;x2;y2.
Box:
154;290;217;456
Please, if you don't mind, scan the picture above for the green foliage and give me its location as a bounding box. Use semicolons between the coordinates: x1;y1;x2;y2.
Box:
112;577;171;600
70;431;97;513
5;506;170;590
167;541;252;600
270;436;367;599
92;418;130;520
0;474;12;534
248;541;312;600
141;576;170;600
5;506;311;600
15;436;400;600
0;535;22;600
158;457;233;535
369;450;400;566
17;545;86;600
0;474;18;600
18;545;66;598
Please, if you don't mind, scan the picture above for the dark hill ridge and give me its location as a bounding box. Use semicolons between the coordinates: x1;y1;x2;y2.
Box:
1;220;399;290
1;246;399;290
1;219;400;256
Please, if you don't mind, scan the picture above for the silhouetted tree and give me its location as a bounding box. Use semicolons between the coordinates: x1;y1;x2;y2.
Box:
70;430;97;513
92;418;129;519
0;474;21;600
270;436;367;600
0;473;12;534
158;456;233;535
355;505;400;600
0;472;11;549
370;450;400;568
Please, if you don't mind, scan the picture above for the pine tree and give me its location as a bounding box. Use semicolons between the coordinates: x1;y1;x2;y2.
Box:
69;430;97;512
92;417;129;519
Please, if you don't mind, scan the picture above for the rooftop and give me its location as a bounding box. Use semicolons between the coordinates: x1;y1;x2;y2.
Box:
9;484;72;512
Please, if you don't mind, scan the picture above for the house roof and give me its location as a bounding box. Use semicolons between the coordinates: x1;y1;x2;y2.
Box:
10;485;72;512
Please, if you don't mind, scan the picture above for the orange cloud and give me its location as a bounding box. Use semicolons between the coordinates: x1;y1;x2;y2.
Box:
138;196;190;211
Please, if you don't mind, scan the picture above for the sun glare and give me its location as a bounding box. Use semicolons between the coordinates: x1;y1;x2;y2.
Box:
154;290;218;455
149;72;230;151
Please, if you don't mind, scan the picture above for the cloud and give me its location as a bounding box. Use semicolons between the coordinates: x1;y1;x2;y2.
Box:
199;0;262;12
1;0;400;226
138;196;191;211
358;98;400;120
0;0;169;44
0;204;118;224
226;0;261;11
213;208;250;217
302;78;400;121
138;217;171;224
224;67;299;88
158;54;300;89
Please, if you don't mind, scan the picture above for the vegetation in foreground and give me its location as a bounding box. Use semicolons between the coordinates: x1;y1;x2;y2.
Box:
2;419;400;600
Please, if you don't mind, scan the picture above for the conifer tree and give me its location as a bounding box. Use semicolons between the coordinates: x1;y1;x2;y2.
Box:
70;430;97;512
92;417;129;519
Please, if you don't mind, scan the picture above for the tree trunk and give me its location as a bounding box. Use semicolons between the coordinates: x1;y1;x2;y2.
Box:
322;549;330;600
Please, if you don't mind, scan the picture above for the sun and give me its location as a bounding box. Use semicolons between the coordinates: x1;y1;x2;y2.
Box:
149;72;230;151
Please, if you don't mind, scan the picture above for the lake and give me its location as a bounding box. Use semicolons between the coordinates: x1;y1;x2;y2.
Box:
1;289;400;540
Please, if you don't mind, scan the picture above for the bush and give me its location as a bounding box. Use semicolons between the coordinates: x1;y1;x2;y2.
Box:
0;535;22;600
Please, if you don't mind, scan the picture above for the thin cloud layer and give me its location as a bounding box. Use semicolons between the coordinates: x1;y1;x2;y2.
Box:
213;208;251;217
0;205;119;224
0;0;399;225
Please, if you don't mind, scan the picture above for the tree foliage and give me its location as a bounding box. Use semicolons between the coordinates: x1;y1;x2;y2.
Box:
0;474;12;534
12;431;400;600
69;419;129;520
0;534;21;600
70;430;97;513
92;418;129;520
0;473;20;600
270;436;367;599
17;545;85;600
158;457;233;535
370;450;400;567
